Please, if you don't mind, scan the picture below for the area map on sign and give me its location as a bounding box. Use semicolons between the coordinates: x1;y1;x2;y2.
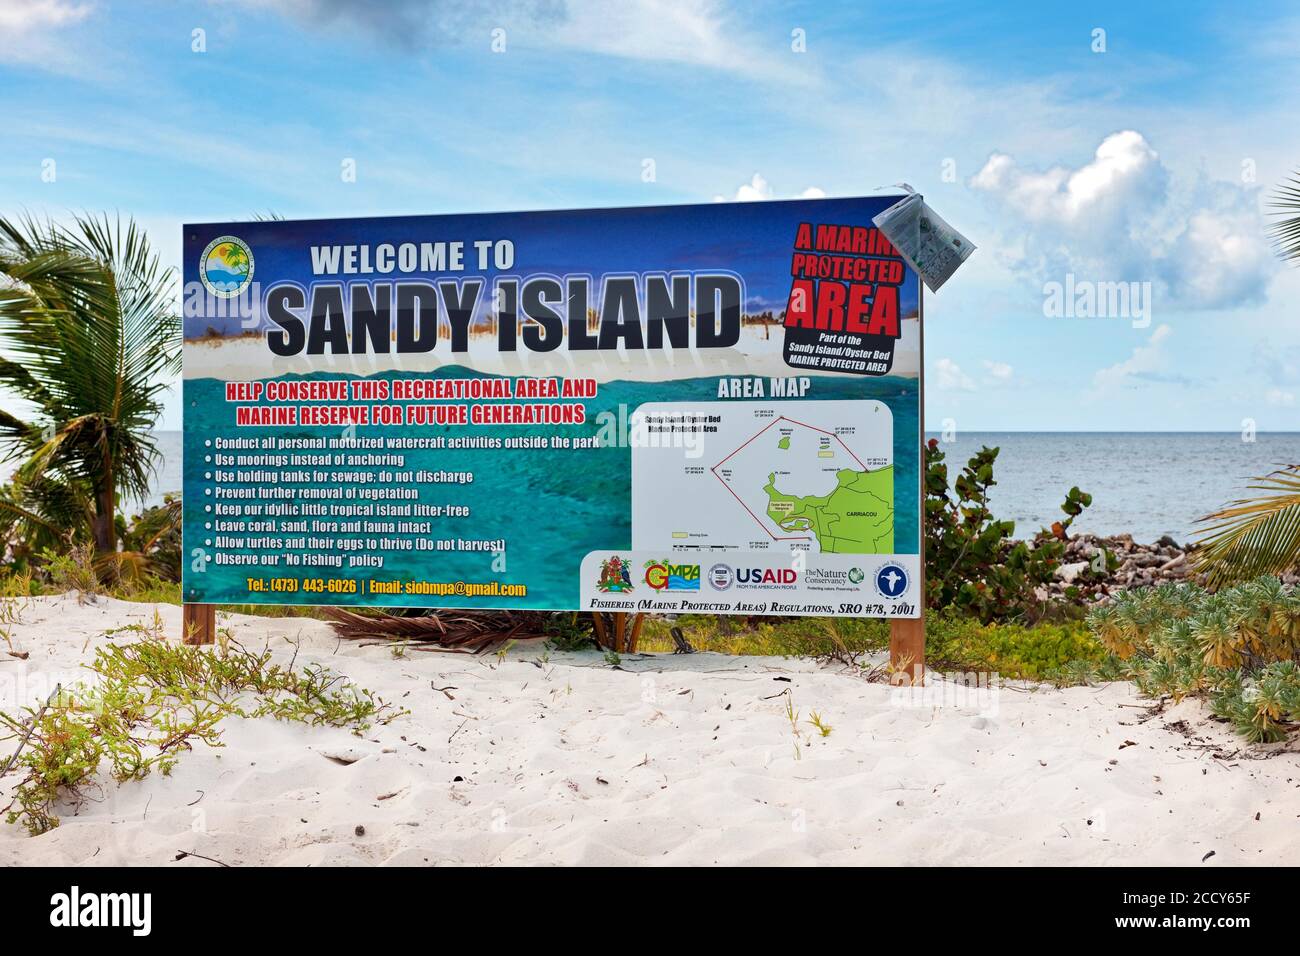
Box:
631;400;894;554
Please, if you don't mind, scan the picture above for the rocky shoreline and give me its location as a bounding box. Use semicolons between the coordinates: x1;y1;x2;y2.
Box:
1040;533;1300;602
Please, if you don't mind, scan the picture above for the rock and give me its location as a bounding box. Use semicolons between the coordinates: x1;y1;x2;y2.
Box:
1055;561;1090;584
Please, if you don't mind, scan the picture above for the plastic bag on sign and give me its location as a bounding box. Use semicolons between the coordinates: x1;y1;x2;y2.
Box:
872;191;975;292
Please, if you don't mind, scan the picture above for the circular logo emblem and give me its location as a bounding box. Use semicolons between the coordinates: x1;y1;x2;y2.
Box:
874;562;909;598
848;567;864;584
645;563;669;590
200;235;254;298
708;563;734;591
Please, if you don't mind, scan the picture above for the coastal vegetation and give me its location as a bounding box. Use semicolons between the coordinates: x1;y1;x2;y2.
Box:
637;611;1106;682
0;619;399;835
0;215;179;579
1089;577;1300;742
924;440;1096;622
1190;172;1300;587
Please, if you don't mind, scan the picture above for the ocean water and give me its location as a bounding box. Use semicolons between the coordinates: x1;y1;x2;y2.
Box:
930;431;1300;546
19;429;1297;557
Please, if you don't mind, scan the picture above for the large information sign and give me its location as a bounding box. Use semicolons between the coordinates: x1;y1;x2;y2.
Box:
182;197;922;617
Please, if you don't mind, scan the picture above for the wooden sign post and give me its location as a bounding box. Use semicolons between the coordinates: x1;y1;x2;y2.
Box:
889;286;925;685
182;602;216;646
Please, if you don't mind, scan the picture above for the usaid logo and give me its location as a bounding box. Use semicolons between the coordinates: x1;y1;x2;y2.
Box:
50;886;151;936
736;567;798;588
708;563;734;590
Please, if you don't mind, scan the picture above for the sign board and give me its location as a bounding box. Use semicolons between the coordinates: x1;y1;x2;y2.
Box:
182;197;922;617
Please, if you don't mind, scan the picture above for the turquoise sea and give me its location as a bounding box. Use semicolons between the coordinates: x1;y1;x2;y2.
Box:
182;369;920;608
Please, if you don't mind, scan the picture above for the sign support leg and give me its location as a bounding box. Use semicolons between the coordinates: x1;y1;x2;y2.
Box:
628;613;645;653
611;611;626;653
183;603;216;646
889;283;926;685
590;612;609;650
889;615;924;685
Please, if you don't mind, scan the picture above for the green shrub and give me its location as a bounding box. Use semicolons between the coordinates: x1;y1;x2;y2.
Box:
1087;577;1300;742
925;441;1097;623
543;612;596;651
0;629;402;834
640;612;1107;682
924;613;1108;681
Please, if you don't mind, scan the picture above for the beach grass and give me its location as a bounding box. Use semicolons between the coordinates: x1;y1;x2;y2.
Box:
638;611;1106;681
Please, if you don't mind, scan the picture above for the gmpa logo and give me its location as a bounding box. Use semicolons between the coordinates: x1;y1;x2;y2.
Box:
596;555;634;592
874;562;910;598
644;560;700;591
736;567;798;588
708;563;734;590
199;235;254;298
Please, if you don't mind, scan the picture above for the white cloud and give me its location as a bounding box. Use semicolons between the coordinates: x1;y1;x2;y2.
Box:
1092;323;1178;392
555;0;747;71
982;360;1013;381
0;0;95;67
935;357;975;391
0;0;93;31
971;131;1275;311
236;0;811;83
714;173;826;202
1266;388;1295;407
971;130;1163;225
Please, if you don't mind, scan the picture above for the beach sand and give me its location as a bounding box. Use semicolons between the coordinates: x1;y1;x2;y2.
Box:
1;594;1296;866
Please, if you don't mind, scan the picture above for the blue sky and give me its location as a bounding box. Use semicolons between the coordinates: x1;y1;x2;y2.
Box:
1;0;1298;431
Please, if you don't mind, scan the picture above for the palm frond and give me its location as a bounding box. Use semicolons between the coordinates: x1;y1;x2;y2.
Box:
1270;169;1300;263
1193;466;1300;587
0;212;178;554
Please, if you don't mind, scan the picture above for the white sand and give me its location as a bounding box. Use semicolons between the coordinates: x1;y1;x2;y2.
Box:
1;594;1296;866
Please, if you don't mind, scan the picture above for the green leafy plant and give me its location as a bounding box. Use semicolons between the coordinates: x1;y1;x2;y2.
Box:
38;542;100;599
1193;466;1300;587
781;692;802;759
0;635;402;834
925;441;1094;623
807;710;833;737
924;612;1108;681
1088;577;1300;742
543;612;595;652
1187;174;1300;587
0;215;178;569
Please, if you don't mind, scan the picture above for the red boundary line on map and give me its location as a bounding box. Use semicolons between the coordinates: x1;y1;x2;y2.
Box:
710;415;869;543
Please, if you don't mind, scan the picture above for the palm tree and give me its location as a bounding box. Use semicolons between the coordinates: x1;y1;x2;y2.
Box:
0;214;179;564
1193;171;1300;585
1195;468;1300;587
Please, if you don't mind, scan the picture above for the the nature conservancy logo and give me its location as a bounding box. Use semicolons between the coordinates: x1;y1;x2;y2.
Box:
596;555;634;593
49;886;151;936
805;567;867;592
643;560;700;591
199;235;254;298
